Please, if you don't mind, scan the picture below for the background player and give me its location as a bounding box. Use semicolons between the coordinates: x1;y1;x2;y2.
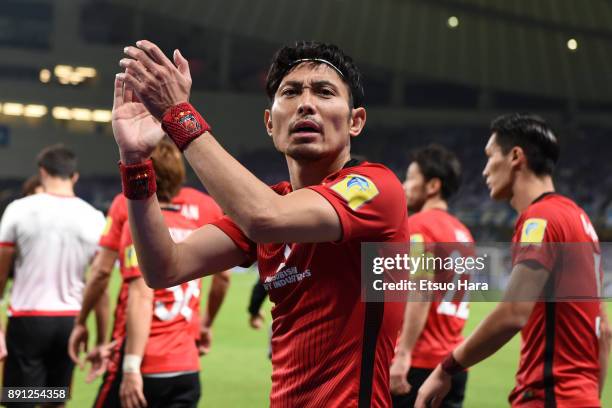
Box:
390;144;473;407
92;140;230;408
416;114;611;407
68;143;229;376
0;145;105;407
112;40;408;407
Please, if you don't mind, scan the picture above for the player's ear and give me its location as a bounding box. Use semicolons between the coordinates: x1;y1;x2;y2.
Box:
510;146;525;169
71;172;80;185
426;178;442;197
264;109;273;137
348;107;366;138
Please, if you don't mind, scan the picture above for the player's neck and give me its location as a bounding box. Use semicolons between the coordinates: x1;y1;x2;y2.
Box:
510;173;555;213
286;151;351;190
42;178;75;197
421;197;448;212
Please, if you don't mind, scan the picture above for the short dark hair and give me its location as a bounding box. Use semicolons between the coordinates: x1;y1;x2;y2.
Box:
265;41;365;108
36;144;77;179
410;144;462;200
490;113;559;176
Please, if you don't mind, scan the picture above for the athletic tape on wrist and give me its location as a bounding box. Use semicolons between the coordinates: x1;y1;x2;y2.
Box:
441;352;466;376
122;354;142;373
161;102;211;151
119;159;157;200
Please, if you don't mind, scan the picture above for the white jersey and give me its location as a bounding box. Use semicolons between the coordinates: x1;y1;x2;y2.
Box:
0;193;105;316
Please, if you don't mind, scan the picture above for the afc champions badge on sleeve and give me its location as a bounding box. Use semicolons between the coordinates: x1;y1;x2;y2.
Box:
331;174;379;211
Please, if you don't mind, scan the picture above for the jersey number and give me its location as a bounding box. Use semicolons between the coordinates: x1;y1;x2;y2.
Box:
154;280;200;322
436;250;470;320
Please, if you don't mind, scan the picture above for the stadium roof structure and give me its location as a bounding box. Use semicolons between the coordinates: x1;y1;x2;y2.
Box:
115;0;612;106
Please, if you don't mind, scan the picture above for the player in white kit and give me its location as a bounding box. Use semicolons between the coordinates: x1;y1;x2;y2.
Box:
0;145;105;408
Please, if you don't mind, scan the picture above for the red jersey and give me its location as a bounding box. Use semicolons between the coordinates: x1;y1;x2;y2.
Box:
120;204;207;374
213;162;408;408
406;209;474;369
509;193;602;408
101;189;223;344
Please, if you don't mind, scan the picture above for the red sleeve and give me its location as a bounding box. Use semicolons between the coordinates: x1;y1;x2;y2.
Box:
99;194;127;251
210;215;257;267
307;164;407;243
513;208;560;271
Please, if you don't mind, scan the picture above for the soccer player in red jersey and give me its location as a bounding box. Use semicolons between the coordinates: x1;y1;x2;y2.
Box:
390;145;474;407
416;114;611;408
112;40;408;407
91;141;230;408
68;175;227;376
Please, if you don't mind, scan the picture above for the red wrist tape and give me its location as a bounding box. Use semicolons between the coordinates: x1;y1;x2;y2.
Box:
119;159;157;200
441;352;466;376
161;102;211;151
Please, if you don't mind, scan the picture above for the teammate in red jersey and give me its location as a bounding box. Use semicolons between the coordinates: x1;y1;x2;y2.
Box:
390;145;473;407
111;40;408;407
416;114;611;408
68;176;225;371
91;141;230;408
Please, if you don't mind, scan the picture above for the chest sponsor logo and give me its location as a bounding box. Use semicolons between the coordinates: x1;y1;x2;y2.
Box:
263;245;311;290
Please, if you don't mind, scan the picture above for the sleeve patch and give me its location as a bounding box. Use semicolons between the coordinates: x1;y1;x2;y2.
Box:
330;174;379;210
124;244;139;268
409;233;425;257
520;218;547;244
101;216;113;237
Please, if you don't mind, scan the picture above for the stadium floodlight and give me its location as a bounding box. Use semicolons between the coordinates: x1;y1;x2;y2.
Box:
567;38;578;51
447;16;459;28
3;103;24;116
92;109;112;122
24;105;48;118
53;65;98;85
54;65;72;78
52;106;73;120
71;108;92;121
75;67;97;78
40;69;51;83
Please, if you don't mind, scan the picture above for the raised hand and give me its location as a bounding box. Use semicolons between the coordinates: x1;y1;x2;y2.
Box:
118;40;192;120
112;74;165;164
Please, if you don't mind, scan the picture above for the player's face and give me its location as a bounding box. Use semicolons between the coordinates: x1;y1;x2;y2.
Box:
483;133;513;200
403;162;427;212
264;63;366;162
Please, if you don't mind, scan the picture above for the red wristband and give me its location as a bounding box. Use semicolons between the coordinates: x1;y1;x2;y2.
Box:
119;159;157;200
441;352;466;376
161;102;211;151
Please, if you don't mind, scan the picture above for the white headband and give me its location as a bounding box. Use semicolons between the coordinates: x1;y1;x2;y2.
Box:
290;58;345;78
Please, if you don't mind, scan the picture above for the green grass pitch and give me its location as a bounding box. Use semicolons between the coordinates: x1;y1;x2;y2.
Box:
57;271;612;406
